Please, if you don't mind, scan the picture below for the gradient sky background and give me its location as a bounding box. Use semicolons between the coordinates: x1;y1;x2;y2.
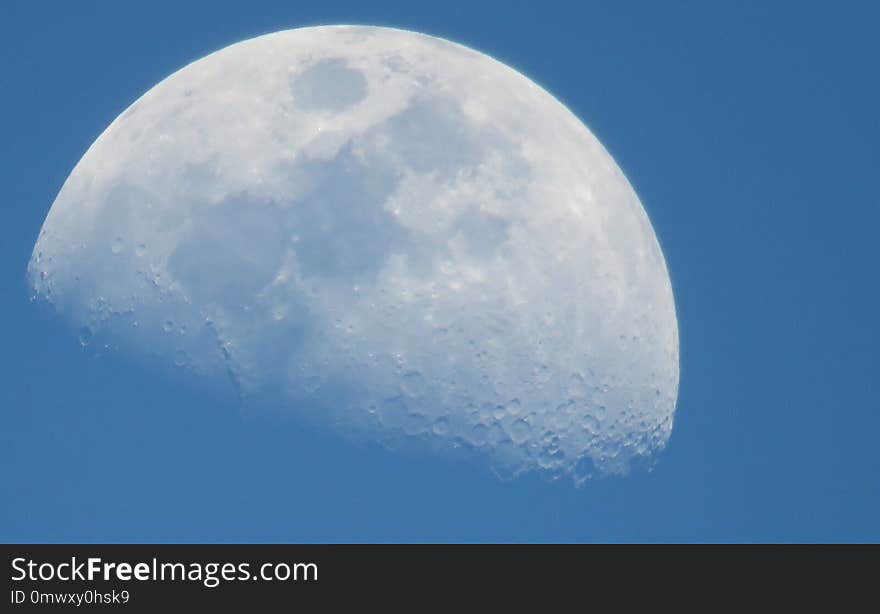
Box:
2;1;878;542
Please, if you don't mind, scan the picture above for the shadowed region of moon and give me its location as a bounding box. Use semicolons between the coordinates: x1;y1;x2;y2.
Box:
29;26;679;484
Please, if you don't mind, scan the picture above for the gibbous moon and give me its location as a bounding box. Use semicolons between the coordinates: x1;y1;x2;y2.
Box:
29;26;679;483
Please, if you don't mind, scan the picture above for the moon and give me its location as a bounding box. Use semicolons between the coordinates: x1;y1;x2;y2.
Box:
29;26;679;483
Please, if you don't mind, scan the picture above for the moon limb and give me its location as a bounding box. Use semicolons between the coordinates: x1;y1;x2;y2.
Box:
29;26;679;483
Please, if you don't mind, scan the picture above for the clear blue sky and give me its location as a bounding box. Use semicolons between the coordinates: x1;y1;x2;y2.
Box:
2;1;878;542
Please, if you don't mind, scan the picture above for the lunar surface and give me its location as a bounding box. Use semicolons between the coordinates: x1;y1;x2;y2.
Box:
29;26;679;483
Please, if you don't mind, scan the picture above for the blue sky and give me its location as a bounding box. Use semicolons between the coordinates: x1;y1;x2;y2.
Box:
2;1;878;542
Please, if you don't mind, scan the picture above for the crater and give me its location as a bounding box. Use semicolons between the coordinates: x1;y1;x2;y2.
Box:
290;58;368;112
